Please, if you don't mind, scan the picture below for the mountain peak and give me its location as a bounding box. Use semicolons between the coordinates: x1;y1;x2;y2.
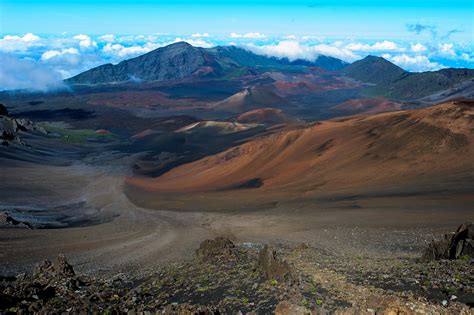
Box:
66;42;349;85
341;54;406;84
361;55;397;65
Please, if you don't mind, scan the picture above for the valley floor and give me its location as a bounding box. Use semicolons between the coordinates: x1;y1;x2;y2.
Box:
1;159;473;313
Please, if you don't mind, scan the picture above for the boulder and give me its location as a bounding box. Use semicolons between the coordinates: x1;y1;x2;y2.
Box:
257;245;297;284
54;254;75;277
274;301;313;315
33;254;75;278
195;237;236;261
0;104;8;116
423;223;474;260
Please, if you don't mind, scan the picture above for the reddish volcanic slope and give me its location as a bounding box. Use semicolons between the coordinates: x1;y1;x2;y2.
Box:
86;91;207;110
213;86;286;113
333;97;402;115
126;100;474;209
234;108;298;125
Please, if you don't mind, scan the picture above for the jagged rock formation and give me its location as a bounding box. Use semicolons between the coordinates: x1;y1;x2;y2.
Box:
257;245;297;284
423;223;474;260
0;212;33;229
0;104;48;147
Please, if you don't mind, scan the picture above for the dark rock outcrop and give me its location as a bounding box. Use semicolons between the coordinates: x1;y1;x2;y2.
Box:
257;245;297;284
0;212;33;229
0;103;9;116
0;114;48;147
423;223;474;260
274;300;313;315
195;237;236;261
33;254;75;278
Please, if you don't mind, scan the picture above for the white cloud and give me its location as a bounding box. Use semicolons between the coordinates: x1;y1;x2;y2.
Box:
41;48;79;61
21;33;41;42
312;44;359;61
346;40;399;51
102;38;213;59
73;34;97;49
411;43;427;52
102;42;162;58
0;53;64;91
460;53;474;62
99;34;115;42
230;32;267;39
246;40;358;62
0;33;42;52
373;41;399;51
191;33;210;37
301;35;325;41
172;38;214;48
384;53;443;72
439;43;456;57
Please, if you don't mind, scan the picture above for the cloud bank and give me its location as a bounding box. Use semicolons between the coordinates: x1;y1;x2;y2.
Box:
0;54;65;92
0;32;472;91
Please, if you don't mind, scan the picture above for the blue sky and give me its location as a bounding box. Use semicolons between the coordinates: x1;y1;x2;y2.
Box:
0;0;473;90
2;0;473;39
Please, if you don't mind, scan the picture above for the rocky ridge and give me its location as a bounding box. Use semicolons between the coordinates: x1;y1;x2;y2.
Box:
1;230;473;314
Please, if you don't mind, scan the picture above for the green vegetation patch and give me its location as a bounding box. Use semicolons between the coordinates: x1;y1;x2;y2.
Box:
46;126;115;144
223;67;252;80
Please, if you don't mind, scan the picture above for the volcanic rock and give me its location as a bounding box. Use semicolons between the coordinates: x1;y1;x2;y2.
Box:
0;104;9;116
195;237;236;261
423;222;474;260
33;254;75;278
0;212;33;229
274;300;313;315
257;245;297;284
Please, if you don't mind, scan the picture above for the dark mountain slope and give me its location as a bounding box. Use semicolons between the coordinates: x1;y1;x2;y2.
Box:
342;56;474;100
341;55;407;85
66;42;217;85
66;42;348;85
387;68;474;99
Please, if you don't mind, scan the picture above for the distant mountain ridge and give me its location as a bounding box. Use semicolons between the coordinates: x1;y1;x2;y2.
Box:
66;42;347;85
341;55;474;100
66;42;474;102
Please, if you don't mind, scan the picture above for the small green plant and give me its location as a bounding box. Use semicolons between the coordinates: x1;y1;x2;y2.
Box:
316;299;323;306
445;286;457;295
242;297;250;305
309;286;318;294
270;279;278;286
197;286;209;292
